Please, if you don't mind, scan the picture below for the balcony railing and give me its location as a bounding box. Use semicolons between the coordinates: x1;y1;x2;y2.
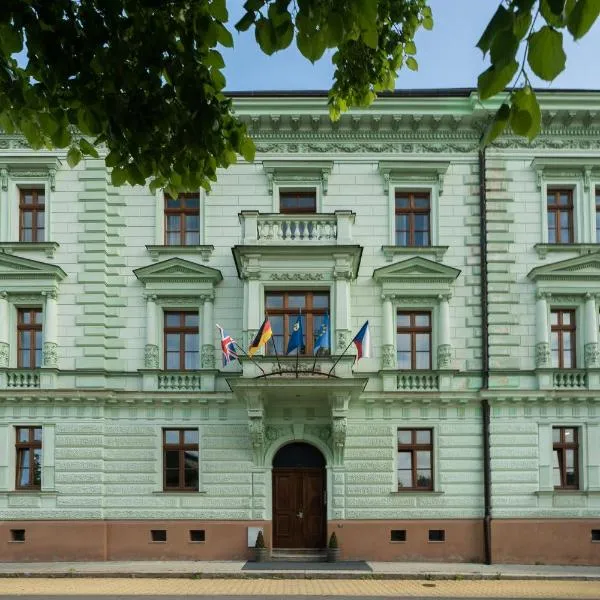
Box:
553;370;587;389
5;370;41;389
157;372;203;392
396;371;440;391
239;210;354;245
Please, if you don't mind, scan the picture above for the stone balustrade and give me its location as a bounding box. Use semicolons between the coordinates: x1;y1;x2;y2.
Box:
396;371;440;391
4;370;41;389
553;370;588;389
157;372;203;391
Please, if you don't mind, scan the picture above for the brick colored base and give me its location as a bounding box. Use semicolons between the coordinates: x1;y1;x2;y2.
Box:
491;519;600;566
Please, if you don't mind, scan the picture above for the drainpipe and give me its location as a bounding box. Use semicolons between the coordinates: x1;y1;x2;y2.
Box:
479;148;492;565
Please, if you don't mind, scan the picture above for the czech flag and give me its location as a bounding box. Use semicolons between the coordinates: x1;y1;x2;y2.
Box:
248;317;273;357
352;321;371;361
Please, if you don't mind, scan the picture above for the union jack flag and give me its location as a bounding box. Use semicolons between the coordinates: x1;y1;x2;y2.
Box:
216;324;238;366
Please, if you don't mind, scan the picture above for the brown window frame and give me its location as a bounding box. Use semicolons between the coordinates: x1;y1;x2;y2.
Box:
19;188;45;243
164;192;200;246
553;427;579;490
394;191;431;247
163;428;199;492
163;311;199;371
265;291;329;356
396;311;432;370
397;428;433;491
17;308;43;369
550;309;576;369
547;188;574;244
279;189;317;214
15;426;42;490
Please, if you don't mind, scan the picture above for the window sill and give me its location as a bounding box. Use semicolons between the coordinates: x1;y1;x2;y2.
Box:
153;490;206;495
390;490;444;496
0;242;59;258
534;243;600;259
4;490;57;496
146;244;214;262
382;245;448;262
535;490;599;496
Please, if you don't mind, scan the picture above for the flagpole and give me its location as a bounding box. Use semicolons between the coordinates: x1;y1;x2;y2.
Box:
296;309;301;378
327;337;355;376
232;341;267;376
311;313;328;374
267;313;282;373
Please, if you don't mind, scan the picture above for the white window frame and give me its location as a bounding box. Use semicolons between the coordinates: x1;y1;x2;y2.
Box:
153;188;206;246
159;301;202;371
394;301;438;370
548;302;583;369
542;182;582;244
9;301;44;369
389;184;439;248
392;424;441;494
275;183;321;213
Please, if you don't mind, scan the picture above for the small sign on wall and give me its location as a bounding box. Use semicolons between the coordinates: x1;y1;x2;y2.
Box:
247;526;263;548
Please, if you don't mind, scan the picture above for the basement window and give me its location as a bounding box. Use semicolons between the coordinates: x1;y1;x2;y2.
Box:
190;529;205;543
10;529;25;542
150;529;167;543
592;529;600;542
428;529;445;542
390;529;406;542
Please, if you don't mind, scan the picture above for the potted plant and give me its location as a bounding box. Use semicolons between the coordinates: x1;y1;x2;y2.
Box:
253;530;269;562
327;531;340;562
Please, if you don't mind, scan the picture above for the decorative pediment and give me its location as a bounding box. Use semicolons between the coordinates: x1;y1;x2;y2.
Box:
373;256;460;298
528;252;600;293
378;160;450;194
531;157;600;191
0;156;61;191
262;160;333;195
232;245;362;281
134;257;222;297
0;252;66;293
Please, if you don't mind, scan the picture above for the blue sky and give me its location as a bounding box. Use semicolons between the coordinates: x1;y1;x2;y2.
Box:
223;0;600;91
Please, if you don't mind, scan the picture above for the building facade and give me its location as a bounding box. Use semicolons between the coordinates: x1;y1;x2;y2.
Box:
0;90;599;564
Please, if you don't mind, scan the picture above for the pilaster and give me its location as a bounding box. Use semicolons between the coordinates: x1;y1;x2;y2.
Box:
437;293;452;369
535;292;550;367
0;292;8;367
381;295;395;368
201;295;215;368
144;294;159;368
584;293;599;368
42;290;58;368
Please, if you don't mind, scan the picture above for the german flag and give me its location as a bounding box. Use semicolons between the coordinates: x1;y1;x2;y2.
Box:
248;317;273;357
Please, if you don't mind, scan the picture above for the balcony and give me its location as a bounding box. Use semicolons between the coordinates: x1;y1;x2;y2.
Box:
140;369;217;392
553;370;588;389
396;371;440;391
0;369;41;389
239;210;354;246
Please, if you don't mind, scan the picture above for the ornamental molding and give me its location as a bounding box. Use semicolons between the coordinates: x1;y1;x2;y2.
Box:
528;253;600;293
262;160;333;195
378;160;450;194
531;157;600;190
0;252;66;294
0;156;60;191
269;272;325;281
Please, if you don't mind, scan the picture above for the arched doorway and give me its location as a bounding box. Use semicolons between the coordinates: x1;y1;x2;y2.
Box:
272;442;326;549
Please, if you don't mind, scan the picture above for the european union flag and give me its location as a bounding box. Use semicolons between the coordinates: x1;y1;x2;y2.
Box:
286;314;303;355
314;313;330;355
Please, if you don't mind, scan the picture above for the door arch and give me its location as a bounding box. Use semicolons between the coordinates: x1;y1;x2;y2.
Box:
272;442;326;549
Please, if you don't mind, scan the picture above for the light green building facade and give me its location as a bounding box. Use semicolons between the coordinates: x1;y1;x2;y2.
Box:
0;90;599;564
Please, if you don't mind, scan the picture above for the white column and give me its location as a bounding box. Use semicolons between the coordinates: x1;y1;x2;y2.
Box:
334;276;351;352
381;295;395;368
42;290;58;368
535;292;550;367
437;294;452;369
585;293;599;367
202;295;215;369
144;295;159;368
247;277;261;349
0;292;8;367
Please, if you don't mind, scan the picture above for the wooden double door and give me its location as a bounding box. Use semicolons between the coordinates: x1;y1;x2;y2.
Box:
272;467;325;548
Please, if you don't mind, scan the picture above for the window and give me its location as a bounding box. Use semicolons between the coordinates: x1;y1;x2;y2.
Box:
150;529;167;542
163;429;199;491
17;308;43;368
265;291;329;356
19;189;45;242
396;311;432;369
279;189;317;213
395;191;430;247
390;530;406;542
397;429;433;490
190;529;205;542
429;529;445;542
550;309;576;369
596;188;600;242
164;311;199;370
164;193;200;246
553;427;579;489
15;426;42;490
547;188;574;244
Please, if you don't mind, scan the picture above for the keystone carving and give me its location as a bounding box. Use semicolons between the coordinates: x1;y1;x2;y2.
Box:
382;344;396;369
535;342;551;368
42;342;58;368
144;344;159;369
248;417;265;466
585;342;600;368
437;344;452;369
201;344;215;369
0;342;8;367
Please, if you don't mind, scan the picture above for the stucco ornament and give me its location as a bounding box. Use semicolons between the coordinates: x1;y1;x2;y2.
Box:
382;344;396;368
0;342;8;367
144;344;159;369
336;330;351;351
248;417;265;465
201;344;215;369
332;417;347;466
42;342;58;368
585;343;600;368
437;344;452;369
535;342;551;368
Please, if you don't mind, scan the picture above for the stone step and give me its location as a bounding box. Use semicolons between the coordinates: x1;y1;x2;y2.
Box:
270;548;327;562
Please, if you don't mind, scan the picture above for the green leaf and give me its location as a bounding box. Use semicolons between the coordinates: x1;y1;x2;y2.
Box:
481;103;510;147
406;57;418;71
235;12;255;32
513;10;533;39
255;18;276;54
79;138;99;158
490;30;519;66
38;113;59;136
239;136;256;162
206;50;225;69
50;125;71;148
567;0;600;39
0;24;23;55
477;59;518;100
216;23;234;47
244;0;265;10
209;0;228;22
509;86;541;140
527;26;566;80
477;6;513;54
105;151;120;168
111;167;128;187
540;0;567;26
66;146;82;168
296;31;326;62
405;41;416;55
361;26;379;49
422;15;433;30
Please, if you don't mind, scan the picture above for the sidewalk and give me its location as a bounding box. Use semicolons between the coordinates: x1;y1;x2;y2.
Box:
0;560;598;581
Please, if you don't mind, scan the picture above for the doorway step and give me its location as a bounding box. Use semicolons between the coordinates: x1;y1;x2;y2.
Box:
270;548;327;562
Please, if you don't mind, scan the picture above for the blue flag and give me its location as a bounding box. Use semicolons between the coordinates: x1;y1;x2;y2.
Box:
286;314;303;355
314;313;330;355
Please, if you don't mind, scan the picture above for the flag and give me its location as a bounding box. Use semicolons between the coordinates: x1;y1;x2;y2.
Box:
286;314;303;355
248;317;273;357
216;324;237;366
352;321;371;361
314;313;330;355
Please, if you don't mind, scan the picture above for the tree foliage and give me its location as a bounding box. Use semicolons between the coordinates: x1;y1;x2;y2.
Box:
0;1;597;194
